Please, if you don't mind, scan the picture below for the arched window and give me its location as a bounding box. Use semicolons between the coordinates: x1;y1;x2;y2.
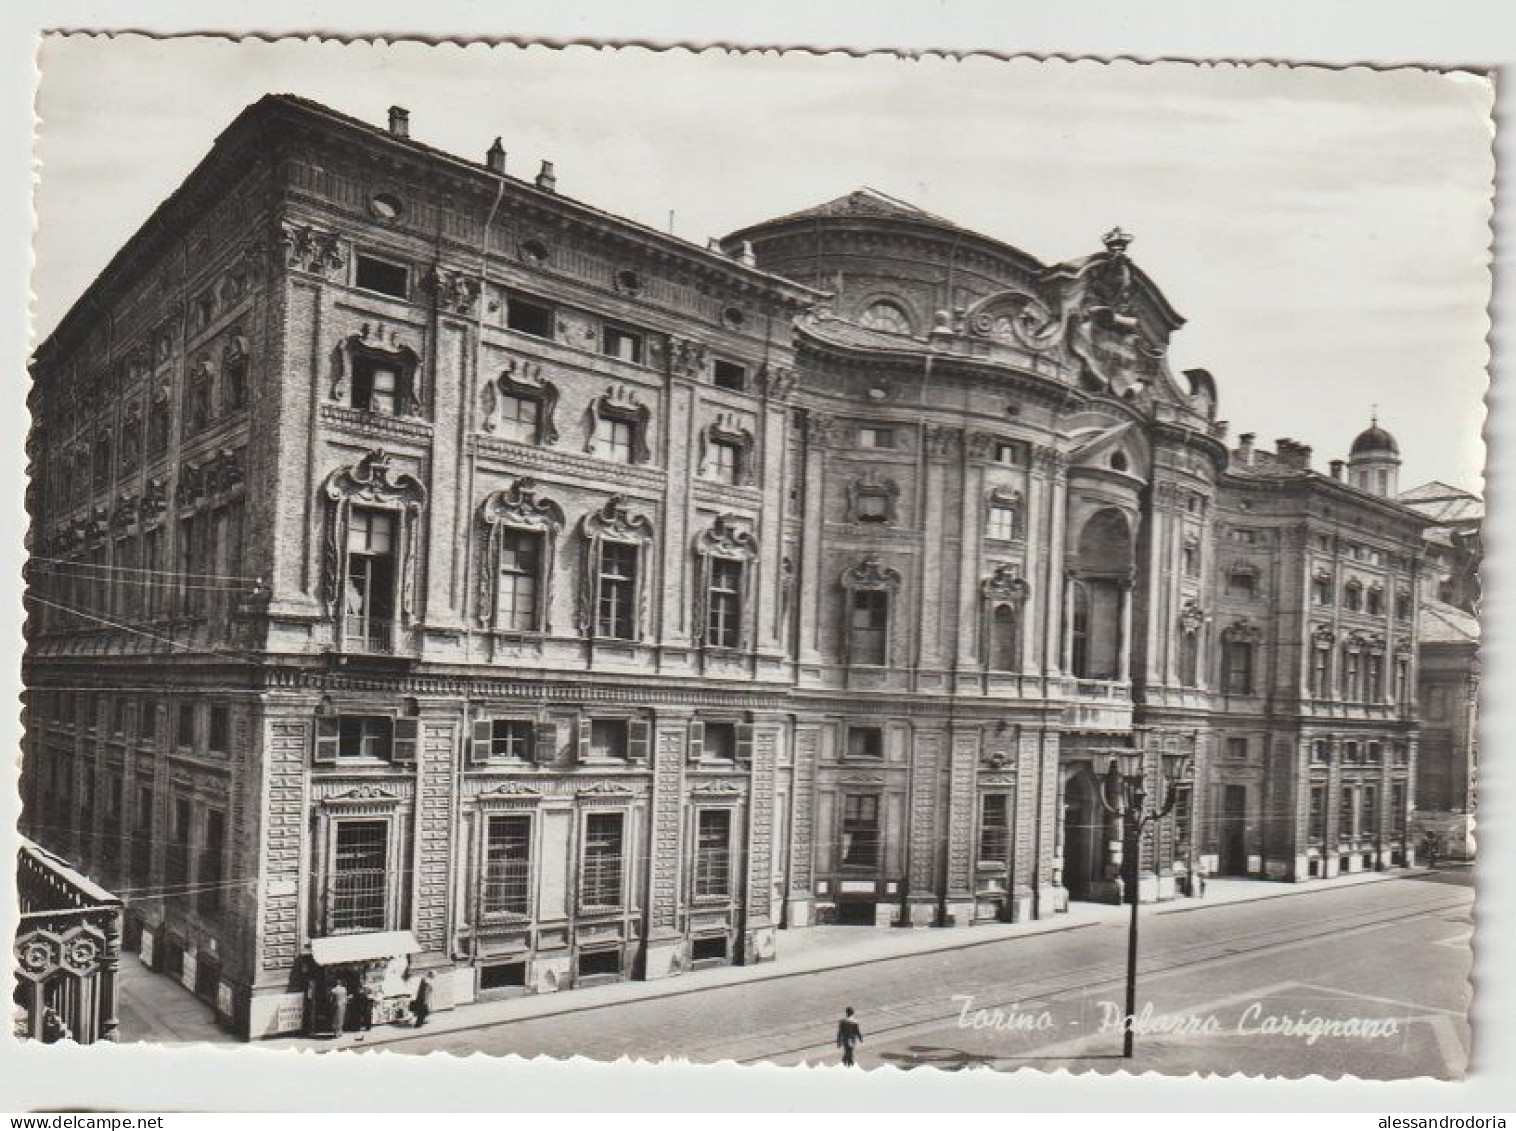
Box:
859;300;913;336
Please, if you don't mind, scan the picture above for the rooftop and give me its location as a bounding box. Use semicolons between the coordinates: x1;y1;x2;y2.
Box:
1420;598;1480;645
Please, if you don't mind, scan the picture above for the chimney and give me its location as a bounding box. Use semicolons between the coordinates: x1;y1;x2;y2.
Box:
1236;432;1255;465
535;160;557;193
738;240;757;267
1275;438;1313;470
1330;459;1345;481
486;137;506;174
387;106;410;138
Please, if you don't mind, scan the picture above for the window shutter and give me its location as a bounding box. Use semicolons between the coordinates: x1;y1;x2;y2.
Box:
314;717;340;764
533;719;558;765
736;723;755;766
576;716;592;764
393;718;420;764
628;718;651;763
471;719;493;766
688;720;704;764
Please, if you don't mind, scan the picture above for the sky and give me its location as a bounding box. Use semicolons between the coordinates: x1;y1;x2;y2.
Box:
30;36;1494;494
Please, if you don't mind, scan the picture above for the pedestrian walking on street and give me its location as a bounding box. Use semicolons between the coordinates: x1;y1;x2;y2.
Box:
327;979;350;1040
836;1006;863;1067
411;972;434;1029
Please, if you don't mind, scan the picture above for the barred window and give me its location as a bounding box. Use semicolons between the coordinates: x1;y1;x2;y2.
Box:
581;813;624;908
198;809;225;917
483;815;532;917
132;786;154;884
166;796;192;892
332;820;388;933
1339;787;1357;842
1309;785;1326;842
978;794;1010;865
693;809;732;898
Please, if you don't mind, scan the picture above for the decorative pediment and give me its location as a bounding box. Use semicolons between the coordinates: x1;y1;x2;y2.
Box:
845;471;900;524
759;364;796;401
964;288;1065;352
691;780;743;796
280;219;345;277
838;772;886;785
482;781;542;798
925;425;963;459
582;495;654;544
1394;636;1414;659
1179;600;1208;635
697;413;757;485
1221;618;1263;644
982;563;1030;606
332;323;423;411
1311;623;1336;646
322;783;400;805
841;556;903;593
669;337;707;379
324;448;427;509
576;780;636;797
695;513;758;560
479;477;564;532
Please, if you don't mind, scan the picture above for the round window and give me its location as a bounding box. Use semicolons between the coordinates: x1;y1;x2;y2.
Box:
369;192;404;221
615;269;643;296
520;239;549;266
722;306;745;329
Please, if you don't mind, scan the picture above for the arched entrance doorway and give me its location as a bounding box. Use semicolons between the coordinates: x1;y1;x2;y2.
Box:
1063;768;1109;901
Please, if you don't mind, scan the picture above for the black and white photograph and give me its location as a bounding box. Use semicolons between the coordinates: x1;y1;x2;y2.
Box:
6;14;1507;1113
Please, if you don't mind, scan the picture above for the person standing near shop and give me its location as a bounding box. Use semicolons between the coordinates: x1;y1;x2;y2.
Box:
411;972;434;1029
327;978;350;1040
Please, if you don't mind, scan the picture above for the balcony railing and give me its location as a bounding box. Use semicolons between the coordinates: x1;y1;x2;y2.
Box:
342;615;395;654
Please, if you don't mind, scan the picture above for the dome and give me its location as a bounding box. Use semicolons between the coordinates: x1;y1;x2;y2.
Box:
1350;422;1399;458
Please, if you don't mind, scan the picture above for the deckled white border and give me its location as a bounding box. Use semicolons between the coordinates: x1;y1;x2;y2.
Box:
1;0;1511;1113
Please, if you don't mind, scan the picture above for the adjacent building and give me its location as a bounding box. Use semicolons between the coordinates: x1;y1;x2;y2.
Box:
21;95;1437;1039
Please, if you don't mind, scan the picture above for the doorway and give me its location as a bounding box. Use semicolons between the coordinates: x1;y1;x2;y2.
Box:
1063;770;1107;900
1220;784;1249;875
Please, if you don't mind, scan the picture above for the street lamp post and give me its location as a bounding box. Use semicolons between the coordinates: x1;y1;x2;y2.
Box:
1098;746;1193;1060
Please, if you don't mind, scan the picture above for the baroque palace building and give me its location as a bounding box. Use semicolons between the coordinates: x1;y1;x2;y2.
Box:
21;95;1433;1039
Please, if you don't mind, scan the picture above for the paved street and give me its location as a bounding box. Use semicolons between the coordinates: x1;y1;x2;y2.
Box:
355;871;1472;1078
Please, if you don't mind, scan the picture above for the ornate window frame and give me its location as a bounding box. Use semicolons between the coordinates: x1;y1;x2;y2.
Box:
697;412;756;486
471;799;540;926
693;514;759;652
314;786;409;937
481;358;560;445
585;385;653;464
220;333;249;415
578;495;656;642
858;297;915;336
148;383;171;459
846;471;900;526
321;449;428;649
1224;560;1262;598
981;564;1030;672
331;324;424;417
1342;576;1364;612
476;477;565;633
840;556;903;667
1220;618;1262;695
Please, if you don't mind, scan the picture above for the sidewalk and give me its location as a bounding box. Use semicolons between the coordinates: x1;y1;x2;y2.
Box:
116;952;228;1045
262;866;1432;1053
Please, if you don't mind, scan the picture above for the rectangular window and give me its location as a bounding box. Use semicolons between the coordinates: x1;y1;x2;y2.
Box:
1339;787;1357;842
707;557;743;649
857;427;894;450
1221;641;1253;695
1362;786;1379;835
498;530;541;631
351;359;400;415
1226;569;1257;598
978;794;1010;865
1182;543;1200;577
331;820;389;933
849;590;888;665
855;491;890;524
1341;648;1361;700
112;698;128;736
166;796;192;892
1173;784;1193;847
338;716;394;761
599;418;636;464
702;722;737;762
140;699;157;741
709;440;742;485
1365;653;1384;701
198;809;225;917
987;504;1018;541
1310;646;1331;696
177;703;195;748
602;325;644;364
489;719;534;760
846;726;884;759
596;541;638;639
589;719;628;761
1391;783;1407;833
1313;575;1333;605
346;508;396;650
1366;588;1384;616
993;441;1020;466
132;786;154;884
354;254;409;299
694;809;732;898
841;794;882;870
498;393;540;443
1226;736;1248;760
581;813;624;907
483;815;532;917
712;359;747;392
506;295;554;338
208;705;229;753
1309;785;1326;842
1395;593;1412;620
104;771;123;844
